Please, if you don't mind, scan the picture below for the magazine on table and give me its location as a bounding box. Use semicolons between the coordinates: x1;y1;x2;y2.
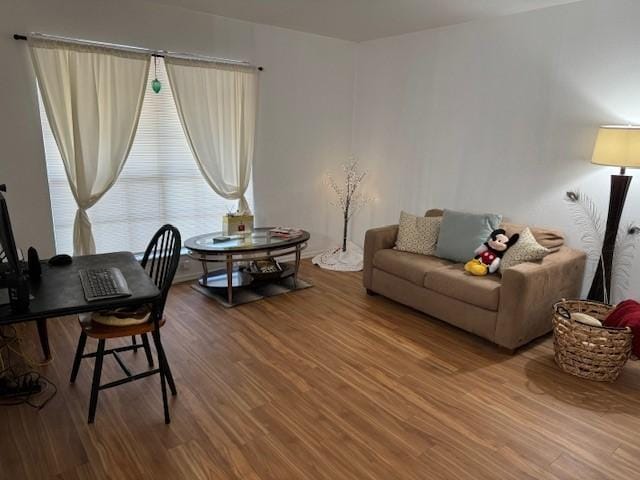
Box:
270;227;303;239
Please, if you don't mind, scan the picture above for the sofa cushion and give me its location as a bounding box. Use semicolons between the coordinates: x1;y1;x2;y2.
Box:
425;209;565;252
435;209;503;263
424;264;502;311
501;222;564;252
395;211;441;255
371;268;499;342
425;209;444;217
373;249;452;286
500;227;550;272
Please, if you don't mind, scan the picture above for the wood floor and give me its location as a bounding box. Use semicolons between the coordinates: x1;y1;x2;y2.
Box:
3;260;640;479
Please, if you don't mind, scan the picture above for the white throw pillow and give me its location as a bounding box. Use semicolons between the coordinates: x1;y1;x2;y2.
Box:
395;211;441;255
500;227;550;272
572;312;602;327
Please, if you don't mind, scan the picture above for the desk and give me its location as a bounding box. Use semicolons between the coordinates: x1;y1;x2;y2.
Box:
0;252;161;361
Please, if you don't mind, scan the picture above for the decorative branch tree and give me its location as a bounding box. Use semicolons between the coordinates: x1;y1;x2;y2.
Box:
312;157;372;272
326;158;371;252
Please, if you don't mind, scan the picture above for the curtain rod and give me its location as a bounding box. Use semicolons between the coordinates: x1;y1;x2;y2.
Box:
13;33;264;71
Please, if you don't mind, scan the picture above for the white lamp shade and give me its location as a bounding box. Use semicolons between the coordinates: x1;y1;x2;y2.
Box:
592;126;640;168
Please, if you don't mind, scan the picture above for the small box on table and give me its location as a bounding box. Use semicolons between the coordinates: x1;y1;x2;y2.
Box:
223;213;254;235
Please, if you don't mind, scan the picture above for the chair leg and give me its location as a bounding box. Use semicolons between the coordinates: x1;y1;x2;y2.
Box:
88;339;106;424
151;330;170;424
141;333;154;367
132;335;138;352
70;332;87;383
151;329;176;396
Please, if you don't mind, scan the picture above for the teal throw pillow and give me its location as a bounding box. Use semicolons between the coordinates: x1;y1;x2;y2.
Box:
435;209;503;263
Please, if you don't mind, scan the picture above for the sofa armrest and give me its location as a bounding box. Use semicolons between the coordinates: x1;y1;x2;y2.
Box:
495;246;587;349
363;225;399;289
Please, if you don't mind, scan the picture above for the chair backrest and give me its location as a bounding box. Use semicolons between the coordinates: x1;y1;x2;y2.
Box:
140;224;182;317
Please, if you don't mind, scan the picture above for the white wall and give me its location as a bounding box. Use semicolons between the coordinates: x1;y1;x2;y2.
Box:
352;0;640;300
0;0;355;259
3;0;640;297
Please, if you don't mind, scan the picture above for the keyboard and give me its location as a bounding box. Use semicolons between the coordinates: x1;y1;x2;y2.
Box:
79;267;132;302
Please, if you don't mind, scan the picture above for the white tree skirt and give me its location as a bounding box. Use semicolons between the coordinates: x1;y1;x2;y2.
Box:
312;242;363;272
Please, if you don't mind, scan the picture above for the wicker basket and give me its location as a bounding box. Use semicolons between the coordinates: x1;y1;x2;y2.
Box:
552;299;633;382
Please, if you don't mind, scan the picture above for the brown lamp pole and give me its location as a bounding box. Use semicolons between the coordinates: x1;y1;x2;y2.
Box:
587;126;640;303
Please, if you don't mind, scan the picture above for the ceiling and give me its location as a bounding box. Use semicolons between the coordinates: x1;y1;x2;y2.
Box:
140;0;584;42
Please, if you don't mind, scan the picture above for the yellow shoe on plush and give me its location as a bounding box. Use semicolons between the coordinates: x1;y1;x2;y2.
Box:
464;259;488;276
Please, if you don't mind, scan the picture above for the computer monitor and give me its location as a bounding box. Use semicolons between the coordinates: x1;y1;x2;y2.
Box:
0;185;21;278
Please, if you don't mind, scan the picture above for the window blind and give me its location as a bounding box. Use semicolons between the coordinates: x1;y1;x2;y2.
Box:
40;57;253;254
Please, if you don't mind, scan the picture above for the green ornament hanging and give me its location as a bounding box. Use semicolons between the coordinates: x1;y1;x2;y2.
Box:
151;55;161;93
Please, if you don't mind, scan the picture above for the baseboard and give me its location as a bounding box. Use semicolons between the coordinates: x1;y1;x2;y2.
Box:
173;271;202;284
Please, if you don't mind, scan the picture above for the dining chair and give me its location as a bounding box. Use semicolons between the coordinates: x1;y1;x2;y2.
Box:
69;224;181;424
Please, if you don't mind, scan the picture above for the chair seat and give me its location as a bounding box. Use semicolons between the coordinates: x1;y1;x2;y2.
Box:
79;313;165;339
92;305;151;327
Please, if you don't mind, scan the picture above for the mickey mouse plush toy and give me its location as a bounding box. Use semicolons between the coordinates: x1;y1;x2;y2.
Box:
464;229;519;276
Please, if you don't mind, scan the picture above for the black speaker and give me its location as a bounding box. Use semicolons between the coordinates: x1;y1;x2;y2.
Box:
8;273;29;313
27;246;41;280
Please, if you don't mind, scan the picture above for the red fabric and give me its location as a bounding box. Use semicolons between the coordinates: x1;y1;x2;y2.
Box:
480;250;497;265
605;300;640;357
605;299;640;325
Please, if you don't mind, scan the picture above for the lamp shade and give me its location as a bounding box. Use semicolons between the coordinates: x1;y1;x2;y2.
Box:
591;126;640;168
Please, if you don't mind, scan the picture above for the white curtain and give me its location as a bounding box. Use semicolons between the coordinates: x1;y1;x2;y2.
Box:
29;38;150;255
165;58;258;213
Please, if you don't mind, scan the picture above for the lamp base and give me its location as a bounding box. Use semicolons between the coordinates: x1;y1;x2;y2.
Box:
587;173;632;302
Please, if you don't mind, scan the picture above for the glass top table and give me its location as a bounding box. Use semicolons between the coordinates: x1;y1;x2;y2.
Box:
184;228;310;254
184;228;310;306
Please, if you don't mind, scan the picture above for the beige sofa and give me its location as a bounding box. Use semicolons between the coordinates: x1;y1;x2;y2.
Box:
363;209;587;352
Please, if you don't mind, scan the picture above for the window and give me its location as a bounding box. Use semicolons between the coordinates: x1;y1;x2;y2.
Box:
39;57;253;254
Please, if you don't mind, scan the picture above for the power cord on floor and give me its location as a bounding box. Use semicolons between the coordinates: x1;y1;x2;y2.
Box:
0;325;57;409
1;323;55;368
0;368;57;409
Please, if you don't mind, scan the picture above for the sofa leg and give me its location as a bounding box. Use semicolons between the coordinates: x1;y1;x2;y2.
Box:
498;346;517;355
366;289;378;296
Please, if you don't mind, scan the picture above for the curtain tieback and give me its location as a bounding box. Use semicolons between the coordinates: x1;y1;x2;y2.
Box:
237;195;251;215
73;207;96;255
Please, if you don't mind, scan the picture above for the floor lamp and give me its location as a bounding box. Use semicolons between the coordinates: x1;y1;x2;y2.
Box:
588;126;640;302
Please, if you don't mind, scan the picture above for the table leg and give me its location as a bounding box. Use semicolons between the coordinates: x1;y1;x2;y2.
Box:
201;259;209;286
226;255;233;305
36;318;52;361
294;245;302;288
